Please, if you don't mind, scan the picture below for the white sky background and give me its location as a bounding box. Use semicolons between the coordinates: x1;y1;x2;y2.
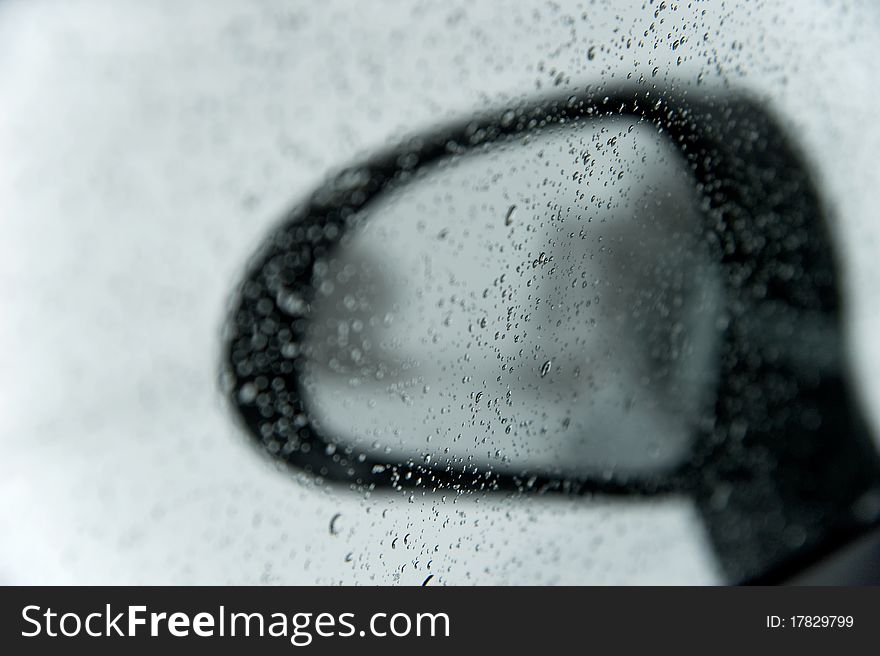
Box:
0;0;878;584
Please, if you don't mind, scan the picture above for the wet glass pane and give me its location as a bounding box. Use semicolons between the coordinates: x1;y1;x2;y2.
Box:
1;0;879;586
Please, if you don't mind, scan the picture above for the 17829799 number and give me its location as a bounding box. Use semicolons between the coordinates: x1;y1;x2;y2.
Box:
766;616;854;628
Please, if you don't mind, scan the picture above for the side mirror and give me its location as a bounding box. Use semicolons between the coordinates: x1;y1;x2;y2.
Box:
224;88;880;583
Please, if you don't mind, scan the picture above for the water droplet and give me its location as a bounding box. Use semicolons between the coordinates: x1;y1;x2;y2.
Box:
504;204;517;226
237;382;257;404
276;289;308;316
540;360;552;377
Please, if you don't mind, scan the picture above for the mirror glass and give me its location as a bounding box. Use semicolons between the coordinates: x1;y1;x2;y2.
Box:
300;117;724;478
